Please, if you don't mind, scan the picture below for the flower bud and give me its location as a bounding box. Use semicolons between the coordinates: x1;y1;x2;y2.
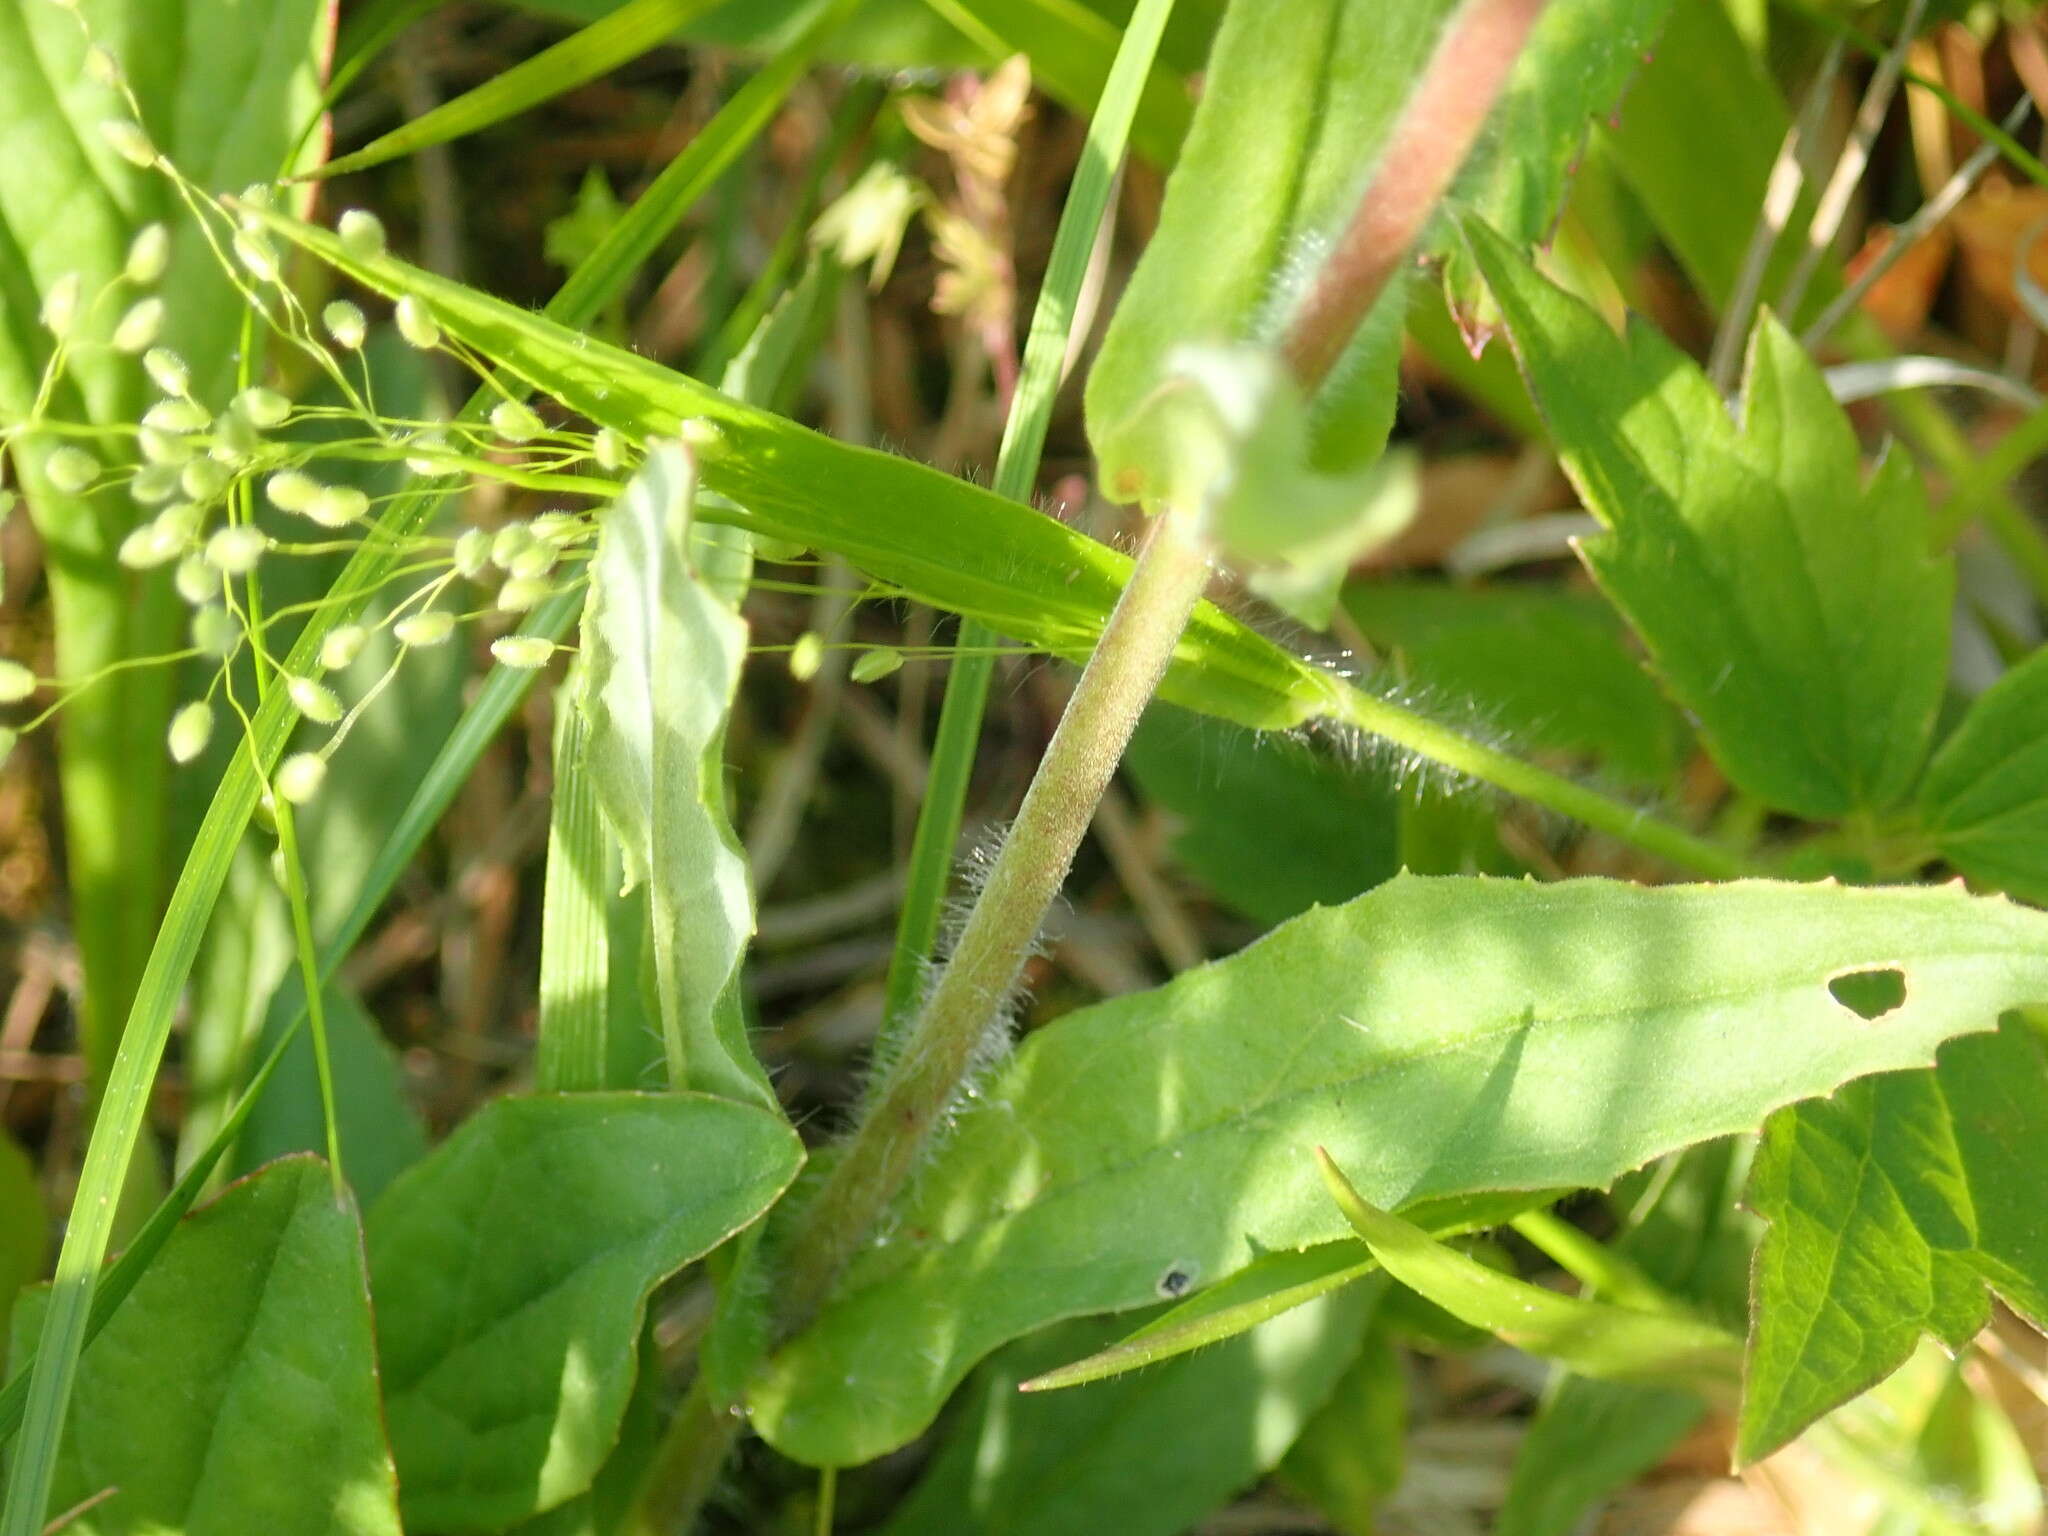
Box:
851;647;905;683
100;118;157;167
44;446;99;493
234;387;290;428
112;296;163;352
394;296;439;350
489;400;543;443
490;635;554;669
168;701;213;763
125;223;170;285
320;624;366;672
394;611;454;648
322;301;367;350
275;752;326;804
0;660;37;703
286;675;342;725
143;347;190;396
338;209;387;261
204;524;267;575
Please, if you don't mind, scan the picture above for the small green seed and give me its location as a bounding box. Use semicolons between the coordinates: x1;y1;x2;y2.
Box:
130;463;183;504
593;428;624;472
167;701;213;764
142;398;210;434
490;523;535;568
118;521;180;570
83;45;120;86
508;544;557;581
275;753;326;805
306;485;370;528
395;296;440;350
44;446;99;494
394;611;455;648
180;458;230;502
100;118;157;167
286;675;342;725
234;386;291;428
322;300;367;350
850;647;905;684
137;426;192;467
490;399;544;443
40;273;81;338
495;576;550;613
490;635;554;670
338;209;387;261
530;512;582;545
112;296;164;352
452;527;490;579
143;347;190;396
0;660;38;703
789;631;824;682
192;604;240;659
266;470;320;513
174;553;213;605
320;625;367;672
204;525;267;575
125;223;169;284
211;411;262;462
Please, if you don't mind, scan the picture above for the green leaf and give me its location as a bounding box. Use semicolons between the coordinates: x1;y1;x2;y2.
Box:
9;1157;401;1536
0;1134;44;1343
1465;219;1952;818
1919;647;2048;905
1741;1019;2048;1464
1497;1376;1702;1536
242;201;1342;734
1123;704;1399;926
1344;579;1690;789
1276;1302;1405;1535
883;1280;1377;1536
365;1093;803;1530
749;875;2048;1465
316;0;730;178
1438;0;1675;324
578;443;767;1105
1319;1152;1739;1392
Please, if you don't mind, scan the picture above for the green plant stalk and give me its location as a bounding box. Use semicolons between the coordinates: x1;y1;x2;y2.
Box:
0;23;829;1525
777;507;1214;1334
1508;1209;1669;1313
879;0;1181;1037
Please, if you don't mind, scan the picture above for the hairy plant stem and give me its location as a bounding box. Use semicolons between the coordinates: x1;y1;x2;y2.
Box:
773;508;1214;1334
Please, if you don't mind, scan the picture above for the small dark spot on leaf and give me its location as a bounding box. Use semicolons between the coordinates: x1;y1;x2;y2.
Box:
1156;1264;1196;1299
1829;967;1907;1020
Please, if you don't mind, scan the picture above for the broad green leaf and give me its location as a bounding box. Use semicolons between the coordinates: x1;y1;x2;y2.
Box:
1276;1302;1405;1535
883;1281;1376;1536
366;1093;803;1530
749;875;2048;1465
1320;1153;1740;1392
317;0;732;178
578;443;768;1105
0;0;327;1085
1741;1020;2048;1464
1123;704;1399;926
242;201;1344;733
1466;219;1952;819
1344;579;1690;789
1919;647;2048;905
9;1157;401;1536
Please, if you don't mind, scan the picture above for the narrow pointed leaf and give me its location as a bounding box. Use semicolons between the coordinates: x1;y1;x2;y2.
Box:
1741;1020;2048;1464
366;1093;803;1529
749;875;2048;1465
1465;217;1952;819
1319;1151;1739;1392
9;1158;401;1536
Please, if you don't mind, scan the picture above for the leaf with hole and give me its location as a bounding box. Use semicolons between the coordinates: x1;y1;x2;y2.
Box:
748;875;2048;1465
365;1093;803;1529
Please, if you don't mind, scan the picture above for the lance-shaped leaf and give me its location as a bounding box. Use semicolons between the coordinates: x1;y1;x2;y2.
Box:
1465;218;1952;820
1319;1151;1740;1392
1741;1019;2048;1464
9;1157;401;1536
366;1093;803;1530
578;442;769;1104
748;875;2048;1466
241;201;1343;734
1918;646;2048;906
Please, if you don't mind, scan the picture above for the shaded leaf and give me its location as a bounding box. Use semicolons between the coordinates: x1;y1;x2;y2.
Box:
884;1281;1376;1536
1498;1376;1702;1536
1276;1300;1405;1535
1466;219;1952;818
1319;1152;1739;1392
366;1093;802;1530
750;876;2048;1465
1919;646;2048;906
0;1133;43;1343
9;1158;400;1536
1742;1020;2048;1463
578;442;768;1105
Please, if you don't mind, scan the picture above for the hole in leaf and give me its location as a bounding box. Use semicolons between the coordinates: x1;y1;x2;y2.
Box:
1156;1262;1198;1299
1828;967;1907;1020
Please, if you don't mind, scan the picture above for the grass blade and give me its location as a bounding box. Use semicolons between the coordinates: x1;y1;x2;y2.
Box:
537;675;615;1094
313;0;733;179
